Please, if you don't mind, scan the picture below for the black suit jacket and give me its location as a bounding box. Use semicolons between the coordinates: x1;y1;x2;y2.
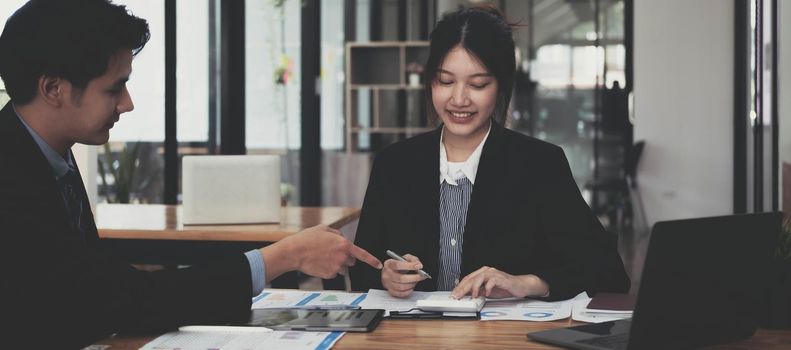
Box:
0;103;252;349
349;122;630;300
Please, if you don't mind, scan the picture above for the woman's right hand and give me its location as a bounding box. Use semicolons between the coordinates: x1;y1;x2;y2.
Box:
381;254;428;298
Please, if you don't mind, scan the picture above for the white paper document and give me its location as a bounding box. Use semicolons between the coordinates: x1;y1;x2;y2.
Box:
139;330;344;350
251;290;366;309
570;296;633;323
357;289;596;322
479;292;588;321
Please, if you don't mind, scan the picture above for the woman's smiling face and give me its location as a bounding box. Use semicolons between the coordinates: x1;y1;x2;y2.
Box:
431;45;498;143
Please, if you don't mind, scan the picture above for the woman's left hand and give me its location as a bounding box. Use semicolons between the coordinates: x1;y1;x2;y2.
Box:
450;266;549;299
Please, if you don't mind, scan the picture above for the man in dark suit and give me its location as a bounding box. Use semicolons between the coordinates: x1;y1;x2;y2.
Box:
0;1;381;348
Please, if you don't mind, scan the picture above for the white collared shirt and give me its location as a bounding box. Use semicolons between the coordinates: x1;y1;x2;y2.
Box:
439;122;492;186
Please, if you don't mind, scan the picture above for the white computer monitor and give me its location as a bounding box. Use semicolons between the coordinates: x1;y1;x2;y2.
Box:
182;155;281;225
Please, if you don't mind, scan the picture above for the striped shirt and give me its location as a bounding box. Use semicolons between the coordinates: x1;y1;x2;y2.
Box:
437;176;473;290
435;124;490;290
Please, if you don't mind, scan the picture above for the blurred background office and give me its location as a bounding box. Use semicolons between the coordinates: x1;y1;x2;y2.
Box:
0;0;788;238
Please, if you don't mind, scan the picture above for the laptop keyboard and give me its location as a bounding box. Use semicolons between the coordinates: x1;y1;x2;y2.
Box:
577;333;629;350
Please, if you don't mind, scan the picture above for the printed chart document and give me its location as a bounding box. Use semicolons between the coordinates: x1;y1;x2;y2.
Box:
360;289;591;321
479;292;588;321
139;330;343;350
252;290;366;309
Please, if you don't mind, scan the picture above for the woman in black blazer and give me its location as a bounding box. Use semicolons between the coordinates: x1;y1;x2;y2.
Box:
349;6;629;301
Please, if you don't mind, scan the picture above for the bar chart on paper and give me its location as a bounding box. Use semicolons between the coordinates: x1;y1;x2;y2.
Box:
252;290;367;309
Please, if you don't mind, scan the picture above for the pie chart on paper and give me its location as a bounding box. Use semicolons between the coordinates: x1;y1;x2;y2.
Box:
480;311;507;318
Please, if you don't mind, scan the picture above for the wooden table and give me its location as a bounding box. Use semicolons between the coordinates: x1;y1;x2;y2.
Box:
94;318;791;350
95;204;361;288
96;204;361;242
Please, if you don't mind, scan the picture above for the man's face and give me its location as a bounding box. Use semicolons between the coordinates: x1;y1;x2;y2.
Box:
62;49;134;146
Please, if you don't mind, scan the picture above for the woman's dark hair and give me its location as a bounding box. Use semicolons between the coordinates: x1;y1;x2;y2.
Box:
0;0;150;104
424;5;516;124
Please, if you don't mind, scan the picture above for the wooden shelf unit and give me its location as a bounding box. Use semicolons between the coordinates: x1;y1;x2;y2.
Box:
345;41;434;152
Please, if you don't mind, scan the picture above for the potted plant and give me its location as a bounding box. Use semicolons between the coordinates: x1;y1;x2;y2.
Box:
763;215;791;329
97;142;140;203
406;62;424;87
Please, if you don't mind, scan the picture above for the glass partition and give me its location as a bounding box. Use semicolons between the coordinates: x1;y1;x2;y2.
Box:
508;0;629;230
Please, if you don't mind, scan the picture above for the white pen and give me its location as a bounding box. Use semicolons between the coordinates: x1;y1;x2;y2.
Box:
386;250;432;279
178;325;273;333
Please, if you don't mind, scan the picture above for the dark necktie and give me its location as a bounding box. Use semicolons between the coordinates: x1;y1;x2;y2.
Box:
58;167;87;245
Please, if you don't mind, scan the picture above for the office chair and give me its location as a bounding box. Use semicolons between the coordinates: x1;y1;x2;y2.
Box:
585;140;645;233
625;141;647;233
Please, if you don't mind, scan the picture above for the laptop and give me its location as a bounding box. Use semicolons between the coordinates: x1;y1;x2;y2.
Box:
528;212;780;350
182;155;281;225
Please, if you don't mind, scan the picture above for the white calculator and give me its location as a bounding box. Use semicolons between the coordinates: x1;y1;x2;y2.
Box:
416;295;486;313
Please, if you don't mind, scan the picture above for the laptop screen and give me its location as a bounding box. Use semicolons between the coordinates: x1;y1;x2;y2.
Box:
627;213;779;349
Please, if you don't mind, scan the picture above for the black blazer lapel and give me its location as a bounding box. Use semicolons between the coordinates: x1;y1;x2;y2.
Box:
0;103;60;188
0;102;84;248
411;126;442;290
461;121;510;274
72;161;100;246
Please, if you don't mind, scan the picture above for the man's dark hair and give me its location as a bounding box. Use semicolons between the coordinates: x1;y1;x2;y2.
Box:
0;0;150;104
424;5;516;124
